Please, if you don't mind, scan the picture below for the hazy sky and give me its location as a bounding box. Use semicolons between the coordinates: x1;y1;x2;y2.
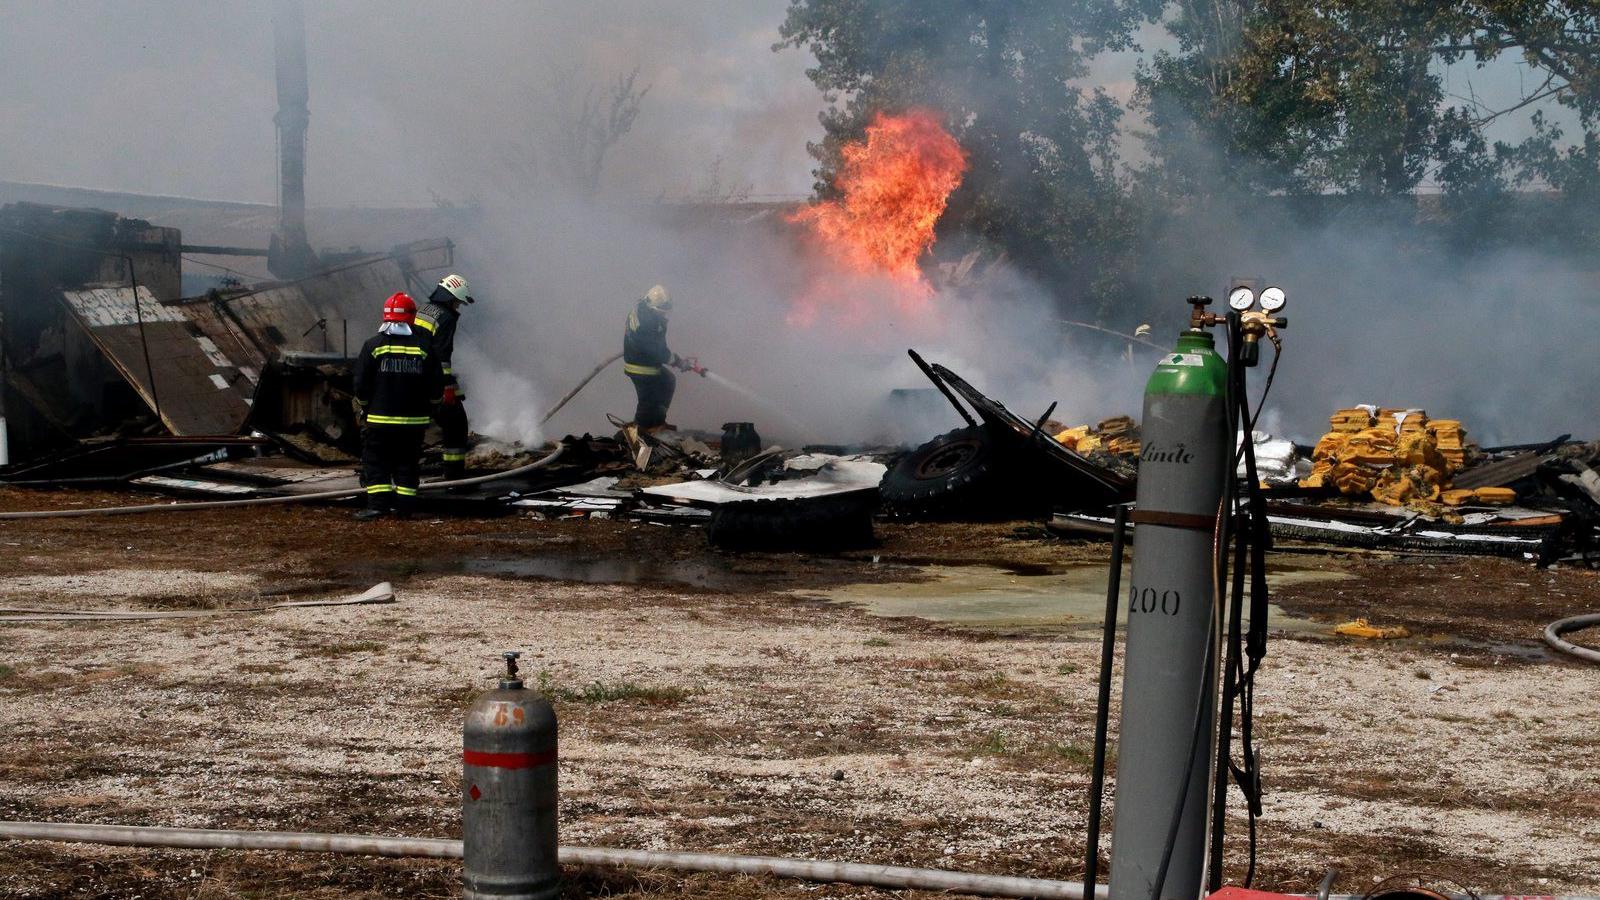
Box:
0;3;1572;205
0;1;824;206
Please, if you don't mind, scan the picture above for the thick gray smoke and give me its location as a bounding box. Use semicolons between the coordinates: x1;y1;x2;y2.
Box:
1151;213;1600;447
447;193;1148;448
3;4;1591;449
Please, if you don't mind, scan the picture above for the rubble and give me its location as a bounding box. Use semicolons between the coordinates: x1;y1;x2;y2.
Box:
0;200;454;472
880;352;1133;521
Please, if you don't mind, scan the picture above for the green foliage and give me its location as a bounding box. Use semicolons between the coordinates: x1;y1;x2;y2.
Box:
777;0;1600;314
777;0;1163;311
1139;1;1600;205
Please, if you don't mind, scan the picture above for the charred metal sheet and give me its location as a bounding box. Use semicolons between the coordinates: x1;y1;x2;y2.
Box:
1051;509;1553;558
131;475;259;495
247;351;360;455
639;458;886;508
1450;451;1550;491
60;286;252;436
0;435;265;484
176;241;454;365
910;352;1134;497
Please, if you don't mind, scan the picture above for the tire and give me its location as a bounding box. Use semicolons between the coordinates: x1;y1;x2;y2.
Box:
707;494;877;551
879;424;1032;520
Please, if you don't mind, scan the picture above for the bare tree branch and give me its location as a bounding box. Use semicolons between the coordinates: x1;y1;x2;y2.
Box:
540;65;652;197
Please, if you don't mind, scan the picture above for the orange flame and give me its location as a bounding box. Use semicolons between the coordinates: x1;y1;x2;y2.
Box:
788;109;968;322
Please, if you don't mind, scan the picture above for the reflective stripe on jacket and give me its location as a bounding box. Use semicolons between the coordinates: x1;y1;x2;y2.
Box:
353;330;444;425
623;300;673;377
415;295;462;392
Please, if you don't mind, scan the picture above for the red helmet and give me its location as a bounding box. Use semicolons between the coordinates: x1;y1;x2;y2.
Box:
382;292;417;324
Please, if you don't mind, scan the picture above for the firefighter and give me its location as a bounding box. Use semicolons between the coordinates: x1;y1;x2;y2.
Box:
352;292;444;520
415;272;474;479
623;284;704;431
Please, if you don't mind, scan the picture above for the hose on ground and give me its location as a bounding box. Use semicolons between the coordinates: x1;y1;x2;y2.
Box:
1543;612;1600;664
0;821;1094;899
0;444;566;521
3;821;1595;900
0;582;394;624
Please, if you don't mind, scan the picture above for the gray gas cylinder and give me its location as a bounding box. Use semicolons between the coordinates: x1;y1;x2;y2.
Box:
1108;327;1229;900
462;651;559;900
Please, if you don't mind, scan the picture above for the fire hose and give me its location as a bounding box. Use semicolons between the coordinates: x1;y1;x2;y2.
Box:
0;444;566;521
1543;612;1600;664
0;821;1096;900
0;581;394;624
3;821;1592;900
539;351;623;425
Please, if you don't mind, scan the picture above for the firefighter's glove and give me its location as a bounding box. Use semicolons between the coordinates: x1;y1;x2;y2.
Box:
442;386;459;405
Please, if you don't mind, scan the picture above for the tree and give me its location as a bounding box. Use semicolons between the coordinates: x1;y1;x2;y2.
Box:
1137;0;1600;209
777;0;1164;314
542;66;652;197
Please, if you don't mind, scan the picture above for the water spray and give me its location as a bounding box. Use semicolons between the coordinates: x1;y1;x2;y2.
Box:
702;370;823;444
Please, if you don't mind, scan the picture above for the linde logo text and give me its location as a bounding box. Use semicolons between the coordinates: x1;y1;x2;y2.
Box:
1140;442;1194;464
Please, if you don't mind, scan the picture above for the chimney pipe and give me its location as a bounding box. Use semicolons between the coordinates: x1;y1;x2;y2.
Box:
270;0;317;278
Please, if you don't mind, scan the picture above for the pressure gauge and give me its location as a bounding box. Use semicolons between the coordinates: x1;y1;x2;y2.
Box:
1259;286;1286;312
1227;286;1256;311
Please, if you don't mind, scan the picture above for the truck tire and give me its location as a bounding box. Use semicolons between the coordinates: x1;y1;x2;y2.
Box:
880;424;1028;520
707;495;876;551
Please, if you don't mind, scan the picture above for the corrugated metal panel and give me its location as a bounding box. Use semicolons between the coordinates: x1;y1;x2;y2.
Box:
171;241;454;365
61;286;252;436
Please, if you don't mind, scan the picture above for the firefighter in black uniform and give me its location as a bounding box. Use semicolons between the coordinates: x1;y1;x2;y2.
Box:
414;272;474;479
624;284;703;431
352;292;444;519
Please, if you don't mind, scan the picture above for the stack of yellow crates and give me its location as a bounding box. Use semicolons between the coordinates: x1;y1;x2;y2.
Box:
1097;415;1141;457
1054;416;1141;458
1441;486;1515;506
1428;419;1467;470
1054;425;1089;451
1329;408;1376;433
1300;406;1477;513
1344;426;1399;466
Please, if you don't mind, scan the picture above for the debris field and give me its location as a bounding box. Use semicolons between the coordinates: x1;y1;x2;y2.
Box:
1;493;1596;899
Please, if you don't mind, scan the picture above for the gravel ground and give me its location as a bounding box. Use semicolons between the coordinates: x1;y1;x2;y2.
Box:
0;488;1596;899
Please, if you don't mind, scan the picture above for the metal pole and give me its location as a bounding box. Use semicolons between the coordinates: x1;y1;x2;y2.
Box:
906;349;977;428
1209;316;1247;888
1085;503;1129;894
124;256;163;424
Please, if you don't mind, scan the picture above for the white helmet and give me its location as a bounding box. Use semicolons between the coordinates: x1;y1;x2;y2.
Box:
436;273;473;304
644;284;671;311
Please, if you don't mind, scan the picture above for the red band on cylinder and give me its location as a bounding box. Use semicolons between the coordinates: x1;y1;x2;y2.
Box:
462;748;557;770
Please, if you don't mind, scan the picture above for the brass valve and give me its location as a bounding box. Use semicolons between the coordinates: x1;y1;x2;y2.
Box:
1238;310;1286;366
1187;296;1225;331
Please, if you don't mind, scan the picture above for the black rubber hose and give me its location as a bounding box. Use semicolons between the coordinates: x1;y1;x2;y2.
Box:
1544;613;1600;664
